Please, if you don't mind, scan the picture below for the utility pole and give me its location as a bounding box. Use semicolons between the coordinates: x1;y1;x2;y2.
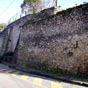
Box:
55;0;58;8
54;0;58;14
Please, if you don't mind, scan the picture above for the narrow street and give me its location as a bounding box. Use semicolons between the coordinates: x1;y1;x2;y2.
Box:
0;64;87;88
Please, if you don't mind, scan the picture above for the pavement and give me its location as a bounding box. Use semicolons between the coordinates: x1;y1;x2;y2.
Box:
0;64;87;88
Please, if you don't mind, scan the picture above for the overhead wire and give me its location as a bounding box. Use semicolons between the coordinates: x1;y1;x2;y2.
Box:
44;0;51;9
0;0;16;17
51;0;55;7
48;0;55;8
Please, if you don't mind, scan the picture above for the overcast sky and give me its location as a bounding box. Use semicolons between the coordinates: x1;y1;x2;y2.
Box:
0;0;88;23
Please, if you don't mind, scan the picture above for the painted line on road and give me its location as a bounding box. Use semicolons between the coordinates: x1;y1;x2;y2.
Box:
10;74;17;77
10;73;63;88
51;82;63;88
21;75;29;80
10;74;29;80
33;78;43;86
10;72;87;88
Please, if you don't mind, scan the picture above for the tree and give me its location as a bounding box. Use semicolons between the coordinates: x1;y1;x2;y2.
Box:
24;0;42;14
0;24;6;32
24;0;39;3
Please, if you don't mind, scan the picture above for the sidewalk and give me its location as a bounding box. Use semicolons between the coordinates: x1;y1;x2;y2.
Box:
1;64;87;88
13;64;88;87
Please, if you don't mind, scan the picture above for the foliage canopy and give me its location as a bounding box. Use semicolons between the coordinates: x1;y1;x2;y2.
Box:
0;24;6;32
24;0;40;3
24;0;42;14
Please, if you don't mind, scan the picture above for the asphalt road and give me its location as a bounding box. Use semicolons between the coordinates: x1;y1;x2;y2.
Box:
0;64;87;88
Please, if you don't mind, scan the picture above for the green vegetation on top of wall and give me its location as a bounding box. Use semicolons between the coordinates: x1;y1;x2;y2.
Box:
24;0;40;3
0;23;6;32
21;3;88;28
21;6;74;27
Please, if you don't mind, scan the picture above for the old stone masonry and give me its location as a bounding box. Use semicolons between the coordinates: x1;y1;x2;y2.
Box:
0;3;88;76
